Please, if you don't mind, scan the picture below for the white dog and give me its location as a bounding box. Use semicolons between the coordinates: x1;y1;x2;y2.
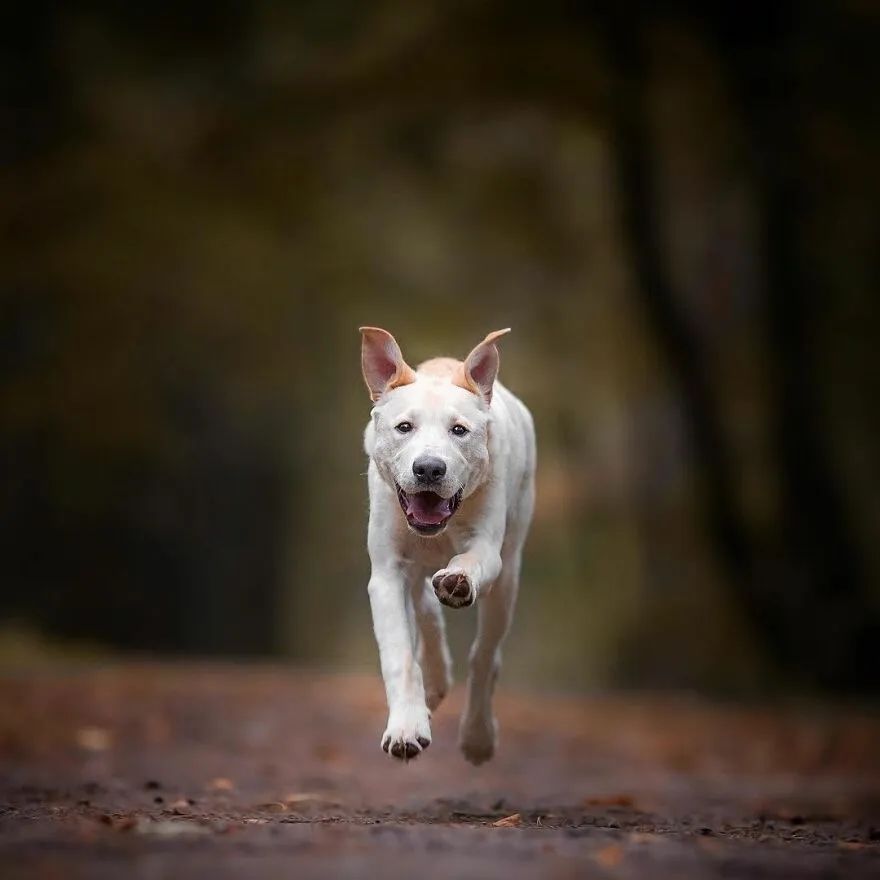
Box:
360;327;535;764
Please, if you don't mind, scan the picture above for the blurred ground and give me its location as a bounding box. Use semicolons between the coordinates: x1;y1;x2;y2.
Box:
1;664;878;879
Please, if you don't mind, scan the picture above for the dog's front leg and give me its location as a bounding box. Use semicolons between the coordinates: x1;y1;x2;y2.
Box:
432;496;505;609
368;568;432;760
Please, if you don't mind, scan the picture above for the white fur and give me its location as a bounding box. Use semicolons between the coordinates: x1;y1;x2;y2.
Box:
363;349;536;764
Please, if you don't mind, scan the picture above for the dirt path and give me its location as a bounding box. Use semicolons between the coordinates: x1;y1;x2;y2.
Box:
1;664;878;878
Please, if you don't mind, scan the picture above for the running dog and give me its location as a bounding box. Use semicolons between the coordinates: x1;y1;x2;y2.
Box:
360;327;535;763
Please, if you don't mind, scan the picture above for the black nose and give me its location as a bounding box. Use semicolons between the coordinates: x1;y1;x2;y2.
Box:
413;455;446;483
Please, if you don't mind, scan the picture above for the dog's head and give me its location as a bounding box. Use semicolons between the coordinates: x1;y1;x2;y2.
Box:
361;327;510;536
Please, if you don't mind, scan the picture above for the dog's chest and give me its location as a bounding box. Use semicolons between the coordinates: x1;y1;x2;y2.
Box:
400;531;457;572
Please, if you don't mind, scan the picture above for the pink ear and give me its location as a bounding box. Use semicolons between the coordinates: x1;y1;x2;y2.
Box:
359;327;416;402
459;328;511;405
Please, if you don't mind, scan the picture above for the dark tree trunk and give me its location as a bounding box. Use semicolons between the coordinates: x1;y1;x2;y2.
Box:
598;9;755;580
707;2;878;689
598;3;878;691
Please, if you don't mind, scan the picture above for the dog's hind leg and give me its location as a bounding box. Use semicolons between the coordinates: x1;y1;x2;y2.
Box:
458;549;521;765
414;579;453;712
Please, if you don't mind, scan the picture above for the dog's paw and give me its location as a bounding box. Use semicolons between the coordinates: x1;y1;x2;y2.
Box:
381;707;432;762
432;568;475;609
459;713;497;765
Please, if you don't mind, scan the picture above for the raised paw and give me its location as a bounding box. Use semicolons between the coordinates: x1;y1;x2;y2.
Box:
381;709;432;762
432;568;475;609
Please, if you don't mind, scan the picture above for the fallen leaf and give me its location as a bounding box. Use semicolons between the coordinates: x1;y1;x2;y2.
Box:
492;813;522;827
584;794;635;809
75;727;113;752
283;792;323;805
256;802;288;813
595;844;624;867
99;814;136;831
207;777;235;792
168;798;191;813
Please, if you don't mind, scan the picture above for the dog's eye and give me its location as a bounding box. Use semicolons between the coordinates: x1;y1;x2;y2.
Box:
450;424;469;437
395;421;413;434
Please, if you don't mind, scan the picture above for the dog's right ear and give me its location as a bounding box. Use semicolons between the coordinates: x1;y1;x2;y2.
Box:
359;327;417;402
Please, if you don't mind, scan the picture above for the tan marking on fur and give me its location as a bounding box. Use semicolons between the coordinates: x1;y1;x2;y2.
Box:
454;364;478;396
389;363;417;393
417;357;463;379
419;330;512;397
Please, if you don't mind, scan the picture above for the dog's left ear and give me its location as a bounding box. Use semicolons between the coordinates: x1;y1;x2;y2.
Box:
359;326;417;402
458;328;511;406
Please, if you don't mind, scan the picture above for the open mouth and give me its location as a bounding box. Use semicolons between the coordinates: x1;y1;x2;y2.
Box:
396;485;463;535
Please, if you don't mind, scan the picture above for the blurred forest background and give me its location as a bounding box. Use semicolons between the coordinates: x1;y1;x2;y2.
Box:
1;0;878;697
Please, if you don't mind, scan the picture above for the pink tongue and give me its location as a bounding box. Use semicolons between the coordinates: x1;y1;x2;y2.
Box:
406;492;452;525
